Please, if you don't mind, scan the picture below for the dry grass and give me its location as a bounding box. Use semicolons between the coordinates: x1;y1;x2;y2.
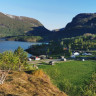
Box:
0;70;67;96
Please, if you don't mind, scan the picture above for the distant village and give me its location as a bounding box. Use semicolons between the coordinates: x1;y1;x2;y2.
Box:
27;50;95;68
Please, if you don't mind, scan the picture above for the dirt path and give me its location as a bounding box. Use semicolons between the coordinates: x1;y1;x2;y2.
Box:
27;59;61;65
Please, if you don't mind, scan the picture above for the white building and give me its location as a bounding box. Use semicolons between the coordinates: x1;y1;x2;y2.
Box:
35;57;40;60
71;52;80;58
73;52;80;56
82;53;92;56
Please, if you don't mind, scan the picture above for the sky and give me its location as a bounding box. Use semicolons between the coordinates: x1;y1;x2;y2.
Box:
0;0;96;30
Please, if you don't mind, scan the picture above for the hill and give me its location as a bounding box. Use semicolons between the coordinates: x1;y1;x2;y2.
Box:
0;12;53;39
0;70;66;96
57;13;96;38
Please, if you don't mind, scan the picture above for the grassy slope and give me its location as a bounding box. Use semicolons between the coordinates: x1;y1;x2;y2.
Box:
0;70;66;96
39;60;96;87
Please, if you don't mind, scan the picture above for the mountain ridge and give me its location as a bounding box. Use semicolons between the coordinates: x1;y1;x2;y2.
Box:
1;12;96;41
57;13;96;38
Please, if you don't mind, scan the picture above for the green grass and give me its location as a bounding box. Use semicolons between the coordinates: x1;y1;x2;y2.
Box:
39;60;96;95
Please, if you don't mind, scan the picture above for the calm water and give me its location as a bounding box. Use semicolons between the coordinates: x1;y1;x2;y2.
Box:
0;39;42;57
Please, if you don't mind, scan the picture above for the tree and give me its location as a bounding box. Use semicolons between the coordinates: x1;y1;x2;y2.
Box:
60;41;64;46
0;51;14;70
0;47;28;84
46;48;50;56
0;51;17;84
14;46;28;71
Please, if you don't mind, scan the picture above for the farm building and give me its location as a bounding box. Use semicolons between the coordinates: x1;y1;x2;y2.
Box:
39;55;46;59
71;52;80;58
30;56;40;60
73;52;80;56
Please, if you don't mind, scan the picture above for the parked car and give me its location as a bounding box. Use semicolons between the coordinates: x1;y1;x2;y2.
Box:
49;61;55;65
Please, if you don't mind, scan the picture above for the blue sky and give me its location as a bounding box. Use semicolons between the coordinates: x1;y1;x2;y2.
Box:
0;0;96;30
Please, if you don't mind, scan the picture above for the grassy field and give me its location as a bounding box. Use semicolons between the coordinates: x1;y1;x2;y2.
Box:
39;60;96;95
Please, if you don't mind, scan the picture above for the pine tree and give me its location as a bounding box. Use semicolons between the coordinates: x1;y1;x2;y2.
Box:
14;46;28;71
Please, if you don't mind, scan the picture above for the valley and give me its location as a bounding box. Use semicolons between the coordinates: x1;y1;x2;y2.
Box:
1;12;96;96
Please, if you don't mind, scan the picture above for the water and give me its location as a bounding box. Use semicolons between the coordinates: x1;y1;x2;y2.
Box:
0;39;42;57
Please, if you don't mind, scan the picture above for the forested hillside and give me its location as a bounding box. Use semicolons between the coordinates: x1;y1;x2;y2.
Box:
0;12;51;38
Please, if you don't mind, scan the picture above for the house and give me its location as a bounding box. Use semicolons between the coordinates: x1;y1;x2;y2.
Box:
31;56;40;60
82;53;87;56
82;52;92;56
39;55;46;59
35;57;40;60
73;52;80;56
71;52;80;58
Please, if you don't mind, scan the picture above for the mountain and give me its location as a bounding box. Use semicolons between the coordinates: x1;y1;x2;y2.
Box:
0;70;67;96
57;13;96;38
0;12;51;38
1;12;96;41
